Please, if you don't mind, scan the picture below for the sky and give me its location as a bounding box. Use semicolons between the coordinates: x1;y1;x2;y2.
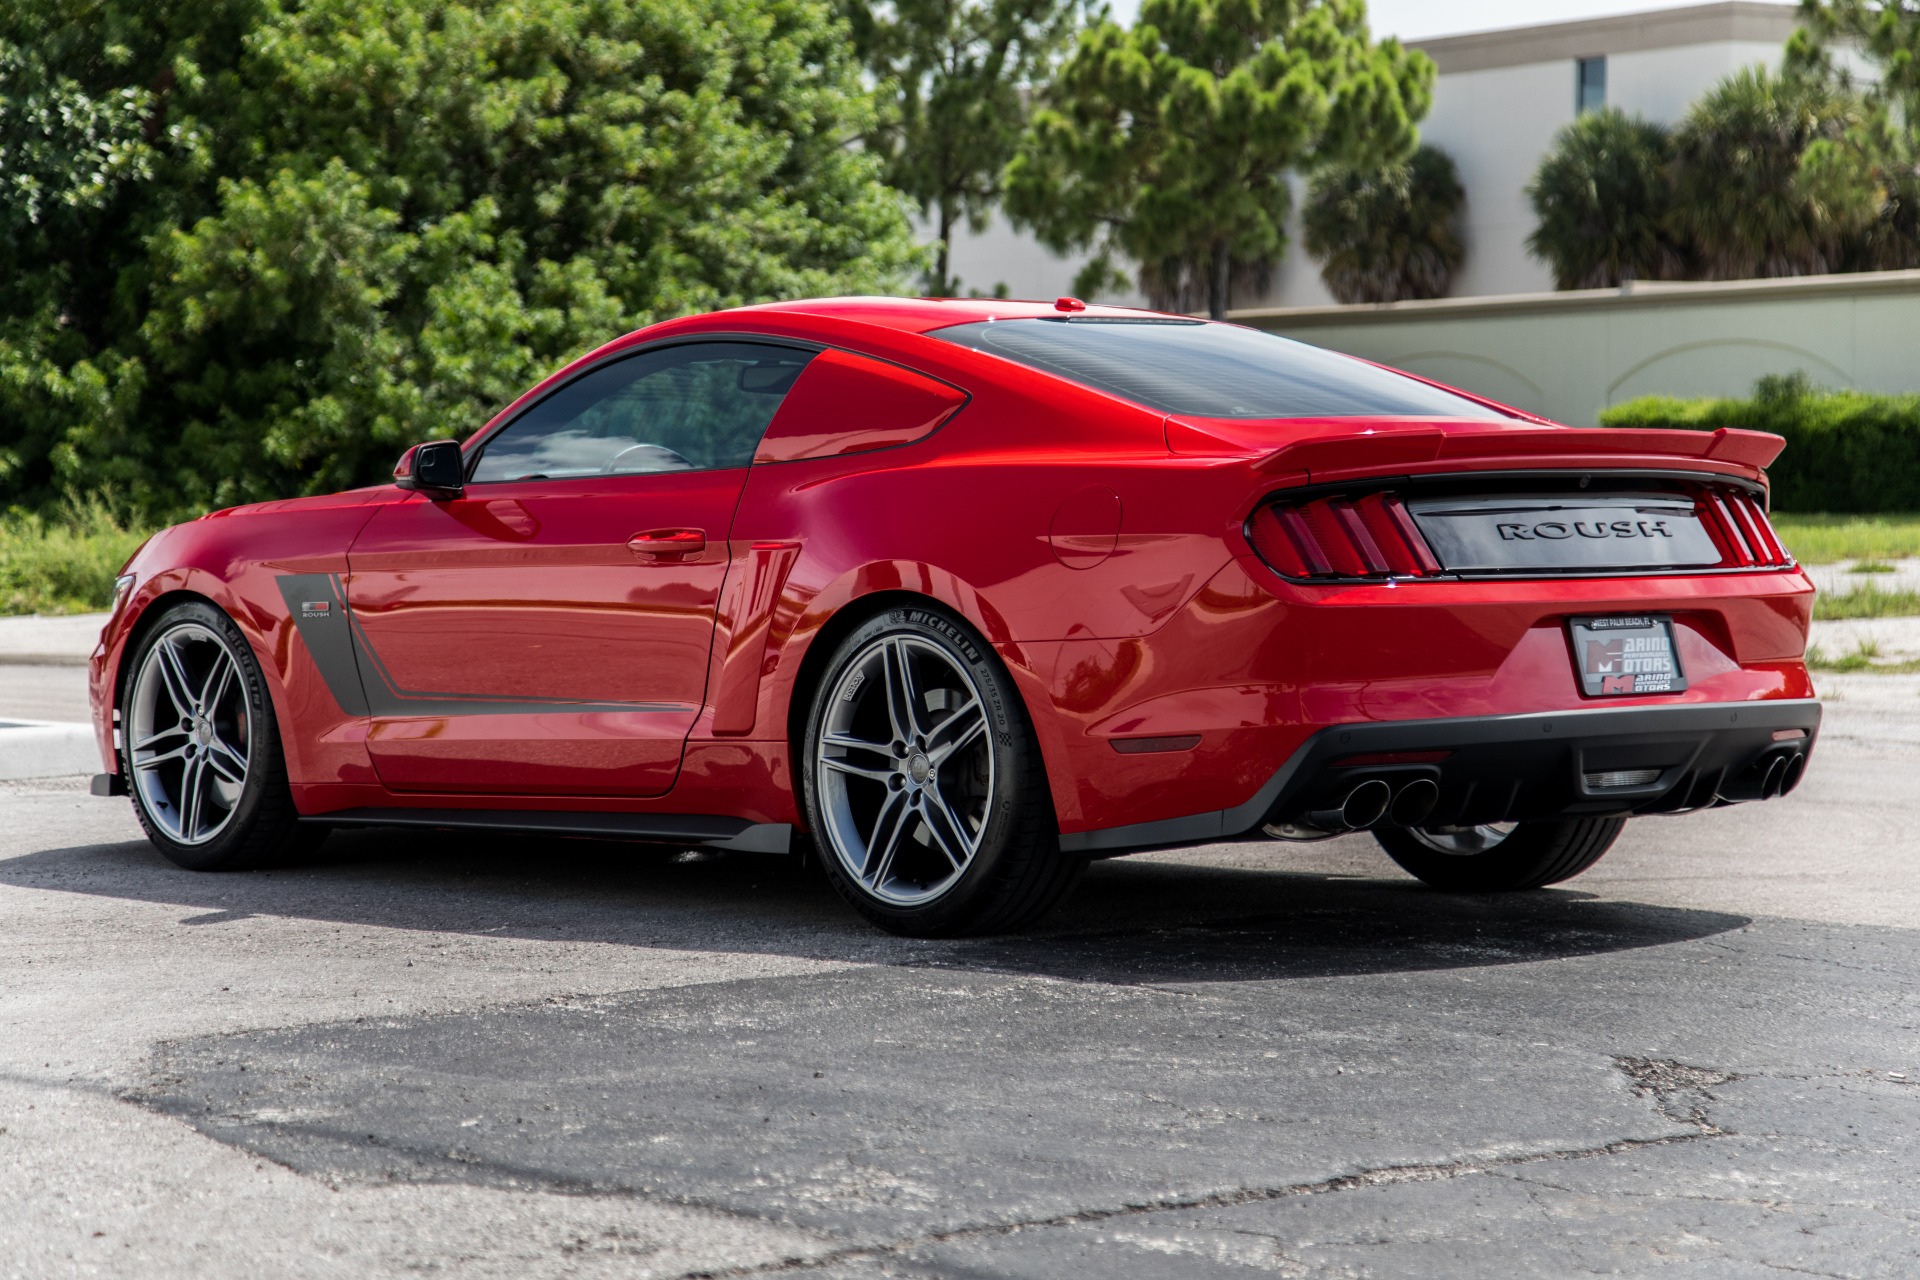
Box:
1100;0;1796;42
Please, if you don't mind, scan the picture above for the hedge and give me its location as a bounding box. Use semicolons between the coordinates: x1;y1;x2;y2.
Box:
1599;375;1920;512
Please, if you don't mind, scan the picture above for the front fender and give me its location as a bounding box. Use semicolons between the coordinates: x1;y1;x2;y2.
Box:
90;499;389;801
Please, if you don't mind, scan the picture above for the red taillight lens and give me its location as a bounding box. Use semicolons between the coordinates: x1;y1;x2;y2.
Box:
1248;493;1440;581
1700;487;1792;568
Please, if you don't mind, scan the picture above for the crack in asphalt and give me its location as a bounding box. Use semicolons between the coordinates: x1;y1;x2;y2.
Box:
678;1127;1730;1278
1612;1056;1741;1131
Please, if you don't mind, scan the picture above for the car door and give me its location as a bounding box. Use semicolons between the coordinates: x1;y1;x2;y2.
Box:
344;339;816;797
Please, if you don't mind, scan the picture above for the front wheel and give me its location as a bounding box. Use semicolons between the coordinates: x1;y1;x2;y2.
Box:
801;605;1081;936
121;599;320;871
1373;816;1626;892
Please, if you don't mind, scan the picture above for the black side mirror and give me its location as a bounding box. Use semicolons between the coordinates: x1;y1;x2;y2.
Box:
394;440;465;499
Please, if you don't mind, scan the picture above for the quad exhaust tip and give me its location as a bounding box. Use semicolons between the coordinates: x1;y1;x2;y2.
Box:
1389;777;1439;827
1307;778;1392;833
1718;746;1810;804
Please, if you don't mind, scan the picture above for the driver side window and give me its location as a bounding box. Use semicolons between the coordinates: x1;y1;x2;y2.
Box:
469;341;815;483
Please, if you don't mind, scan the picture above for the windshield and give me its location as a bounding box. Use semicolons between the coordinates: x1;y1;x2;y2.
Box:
932;318;1510;421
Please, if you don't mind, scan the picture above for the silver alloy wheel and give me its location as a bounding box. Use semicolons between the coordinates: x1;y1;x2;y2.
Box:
1409;822;1520;856
815;635;995;907
128;622;252;846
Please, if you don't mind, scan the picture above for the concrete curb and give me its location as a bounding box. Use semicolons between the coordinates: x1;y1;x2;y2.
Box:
0;720;101;780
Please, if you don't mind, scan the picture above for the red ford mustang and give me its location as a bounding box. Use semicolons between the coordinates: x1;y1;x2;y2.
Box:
88;297;1819;934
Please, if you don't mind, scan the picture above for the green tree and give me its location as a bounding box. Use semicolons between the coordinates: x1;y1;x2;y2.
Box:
1304;143;1463;302
846;0;1088;294
0;0;919;520
1666;66;1872;279
1004;0;1433;319
1790;1;1920;270
1525;109;1685;289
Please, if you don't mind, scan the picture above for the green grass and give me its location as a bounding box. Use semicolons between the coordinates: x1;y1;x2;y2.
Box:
0;501;152;616
1806;639;1920;674
1812;585;1920;621
1771;513;1920;565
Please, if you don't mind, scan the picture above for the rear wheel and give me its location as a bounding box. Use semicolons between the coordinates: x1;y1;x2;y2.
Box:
121;600;319;871
801;605;1081;936
1373;817;1625;891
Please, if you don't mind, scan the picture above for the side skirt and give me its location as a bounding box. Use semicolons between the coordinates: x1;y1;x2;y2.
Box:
298;808;792;854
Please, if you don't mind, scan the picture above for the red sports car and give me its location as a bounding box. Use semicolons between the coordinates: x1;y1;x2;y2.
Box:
88;297;1819;934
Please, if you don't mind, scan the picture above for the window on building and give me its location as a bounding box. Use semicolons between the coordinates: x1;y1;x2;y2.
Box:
1576;56;1607;114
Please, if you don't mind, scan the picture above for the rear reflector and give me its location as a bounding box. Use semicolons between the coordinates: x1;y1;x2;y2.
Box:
1585;768;1662;789
1331;750;1453;768
1109;734;1203;754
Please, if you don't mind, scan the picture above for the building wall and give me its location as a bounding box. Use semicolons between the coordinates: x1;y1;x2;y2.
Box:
1235;270;1920;426
932;208;1146;306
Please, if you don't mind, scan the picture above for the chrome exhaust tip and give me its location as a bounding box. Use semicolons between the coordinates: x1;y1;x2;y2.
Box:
1389;778;1440;827
1719;747;1805;804
1307;778;1393;832
1777;751;1807;796
1761;753;1790;801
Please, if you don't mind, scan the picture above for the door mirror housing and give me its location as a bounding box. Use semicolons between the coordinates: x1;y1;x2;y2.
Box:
394;440;465;499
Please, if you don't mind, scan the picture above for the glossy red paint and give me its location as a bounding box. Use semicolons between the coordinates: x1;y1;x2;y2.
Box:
89;297;1818;846
754;348;967;463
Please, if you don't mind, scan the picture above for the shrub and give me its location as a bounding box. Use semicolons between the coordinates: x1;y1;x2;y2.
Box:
1305;145;1466;304
0;499;151;616
1599;376;1920;512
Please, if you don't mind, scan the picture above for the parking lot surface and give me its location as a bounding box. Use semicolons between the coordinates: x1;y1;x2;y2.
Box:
2;650;1916;1278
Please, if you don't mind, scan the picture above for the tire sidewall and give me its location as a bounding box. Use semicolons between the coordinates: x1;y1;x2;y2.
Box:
801;604;1040;932
1374;817;1624;892
121;600;282;871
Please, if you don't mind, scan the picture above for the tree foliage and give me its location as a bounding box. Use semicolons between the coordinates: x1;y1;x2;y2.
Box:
1790;0;1920;270
1304;143;1463;303
1666;66;1872;279
1526;109;1685;289
846;0;1087;294
1004;0;1433;319
0;0;919;520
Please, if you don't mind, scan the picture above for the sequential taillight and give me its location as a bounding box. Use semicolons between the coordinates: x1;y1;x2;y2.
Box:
1248;493;1441;581
1699;488;1793;568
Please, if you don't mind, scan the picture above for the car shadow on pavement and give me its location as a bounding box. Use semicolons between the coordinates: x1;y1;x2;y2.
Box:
4;828;1751;986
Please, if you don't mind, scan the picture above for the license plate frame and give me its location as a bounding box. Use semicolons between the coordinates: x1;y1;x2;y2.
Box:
1567;614;1688;697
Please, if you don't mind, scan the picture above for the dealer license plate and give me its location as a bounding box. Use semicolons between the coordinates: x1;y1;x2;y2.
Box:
1568;615;1688;696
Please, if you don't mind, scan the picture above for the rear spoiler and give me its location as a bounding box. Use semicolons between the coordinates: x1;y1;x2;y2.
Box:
1255;426;1785;481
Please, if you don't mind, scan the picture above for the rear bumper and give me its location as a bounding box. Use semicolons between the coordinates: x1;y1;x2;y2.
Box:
1060;698;1821;856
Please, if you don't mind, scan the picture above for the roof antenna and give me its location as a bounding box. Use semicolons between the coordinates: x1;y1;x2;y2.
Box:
1054;296;1087;313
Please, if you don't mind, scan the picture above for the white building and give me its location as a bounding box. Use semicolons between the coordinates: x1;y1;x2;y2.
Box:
938;2;1801;307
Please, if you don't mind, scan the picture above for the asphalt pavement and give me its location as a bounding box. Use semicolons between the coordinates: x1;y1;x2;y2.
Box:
3;620;1917;1278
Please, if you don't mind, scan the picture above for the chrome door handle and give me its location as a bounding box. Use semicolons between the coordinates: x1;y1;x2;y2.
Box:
626;528;706;559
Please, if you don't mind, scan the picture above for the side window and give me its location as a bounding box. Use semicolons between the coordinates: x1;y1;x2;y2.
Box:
470;342;815;483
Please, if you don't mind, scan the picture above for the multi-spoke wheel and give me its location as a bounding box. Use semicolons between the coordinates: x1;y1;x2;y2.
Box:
802;605;1081;935
1373;816;1626;892
120;600;317;870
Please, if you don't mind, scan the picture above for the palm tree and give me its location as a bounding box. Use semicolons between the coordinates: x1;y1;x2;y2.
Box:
1304;145;1466;304
1666;67;1872;279
1526;109;1684;290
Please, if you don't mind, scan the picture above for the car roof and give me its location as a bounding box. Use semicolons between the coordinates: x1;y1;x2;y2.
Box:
725;296;1185;333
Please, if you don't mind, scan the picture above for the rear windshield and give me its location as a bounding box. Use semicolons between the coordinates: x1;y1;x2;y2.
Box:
932;317;1510;420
